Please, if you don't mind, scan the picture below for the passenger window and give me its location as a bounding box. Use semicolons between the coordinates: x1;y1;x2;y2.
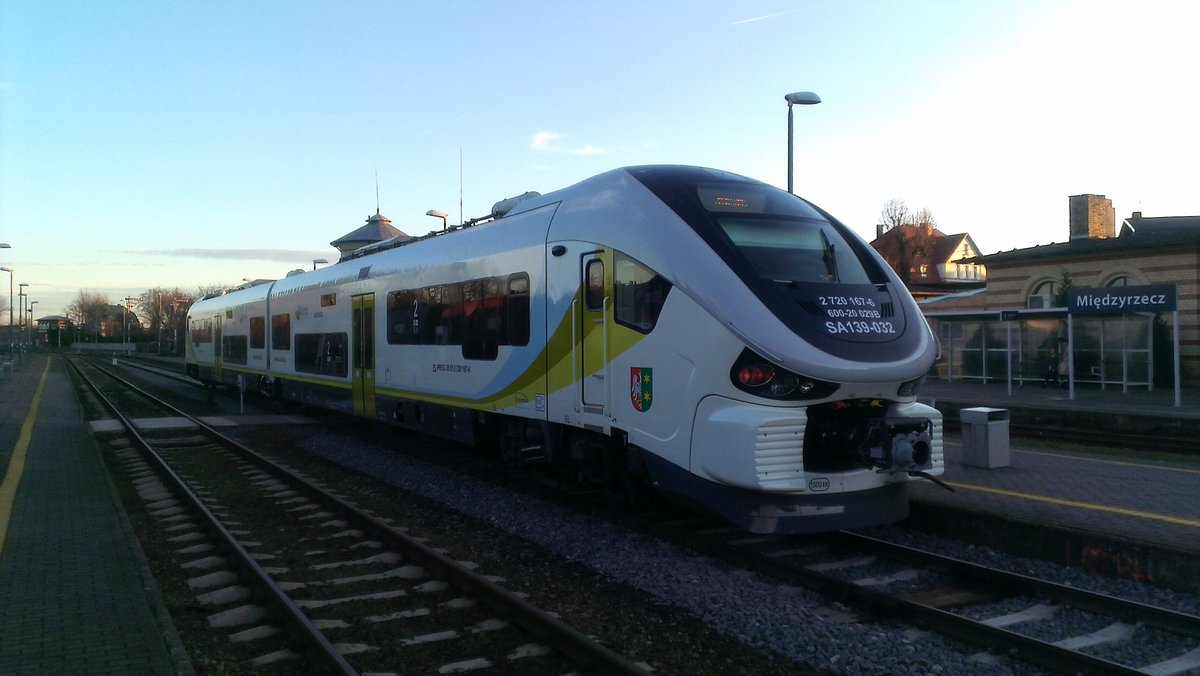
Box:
614;252;671;333
586;260;605;310
250;317;265;349
271;313;291;350
507;273;530;346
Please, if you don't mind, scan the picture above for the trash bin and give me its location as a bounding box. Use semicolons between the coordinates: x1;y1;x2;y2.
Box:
960;407;1010;468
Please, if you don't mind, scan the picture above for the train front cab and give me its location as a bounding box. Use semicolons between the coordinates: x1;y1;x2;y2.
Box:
543;166;944;534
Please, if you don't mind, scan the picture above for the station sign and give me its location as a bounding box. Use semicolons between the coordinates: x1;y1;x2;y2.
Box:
1000;310;1019;321
1067;284;1177;315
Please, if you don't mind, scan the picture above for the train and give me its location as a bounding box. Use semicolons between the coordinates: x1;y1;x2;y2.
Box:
186;165;943;533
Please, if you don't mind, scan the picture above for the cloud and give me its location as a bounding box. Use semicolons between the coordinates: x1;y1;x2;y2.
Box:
568;144;606;156
729;9;799;26
532;131;606;157
136;248;333;262
531;131;562;151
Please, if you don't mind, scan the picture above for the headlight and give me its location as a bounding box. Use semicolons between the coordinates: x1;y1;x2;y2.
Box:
729;349;839;401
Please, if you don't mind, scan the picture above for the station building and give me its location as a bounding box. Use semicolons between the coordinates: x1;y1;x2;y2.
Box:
915;195;1199;391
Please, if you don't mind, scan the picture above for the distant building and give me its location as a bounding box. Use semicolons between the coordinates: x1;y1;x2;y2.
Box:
870;224;987;299
330;210;410;261
34;315;72;347
921;194;1200;388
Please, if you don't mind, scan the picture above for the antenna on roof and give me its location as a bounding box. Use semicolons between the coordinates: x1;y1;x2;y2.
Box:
459;147;464;226
375;166;381;214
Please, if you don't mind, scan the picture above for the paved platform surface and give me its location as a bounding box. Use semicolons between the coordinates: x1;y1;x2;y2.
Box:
0;355;189;675
913;379;1200;556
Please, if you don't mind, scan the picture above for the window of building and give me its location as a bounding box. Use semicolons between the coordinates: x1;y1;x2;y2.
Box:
1028;280;1061;308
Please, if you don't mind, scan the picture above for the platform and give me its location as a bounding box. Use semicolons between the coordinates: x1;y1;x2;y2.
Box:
908;378;1200;590
0;355;190;674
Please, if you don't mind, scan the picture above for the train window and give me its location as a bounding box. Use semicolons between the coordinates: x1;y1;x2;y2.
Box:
385;273;531;352
190;318;214;346
614;252;671;334
462;278;498;361
507;273;530;346
426;284;463;345
586;260;605;310
717;218;871;285
386;290;417;344
320;293;336;307
294;333;348;377
222;335;248;365
250;317;265;349
271;313;291;350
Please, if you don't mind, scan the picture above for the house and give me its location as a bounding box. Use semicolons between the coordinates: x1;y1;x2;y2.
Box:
870;224;987;299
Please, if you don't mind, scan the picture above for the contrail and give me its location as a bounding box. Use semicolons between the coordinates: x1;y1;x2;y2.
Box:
730;9;800;26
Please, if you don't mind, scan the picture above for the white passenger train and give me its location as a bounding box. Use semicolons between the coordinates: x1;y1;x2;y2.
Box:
186;166;943;533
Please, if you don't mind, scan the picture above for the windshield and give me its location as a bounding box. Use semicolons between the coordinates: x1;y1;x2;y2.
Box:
629;166;916;355
716;217;871;285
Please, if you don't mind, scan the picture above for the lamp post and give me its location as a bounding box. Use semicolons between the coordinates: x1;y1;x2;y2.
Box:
784;91;821;194
17;282;27;361
1;267;12;362
426;210;449;231
312;258;328;271
27;301;37;349
156;292;163;354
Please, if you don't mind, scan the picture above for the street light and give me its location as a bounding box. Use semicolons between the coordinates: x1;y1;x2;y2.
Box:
426;209;449;231
312;258;328;271
17;282;27;359
28;301;37;348
0;267;12;361
784;91;821;194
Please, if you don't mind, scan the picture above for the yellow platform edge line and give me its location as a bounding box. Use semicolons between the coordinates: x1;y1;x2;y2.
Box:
0;359;53;558
948;480;1200;529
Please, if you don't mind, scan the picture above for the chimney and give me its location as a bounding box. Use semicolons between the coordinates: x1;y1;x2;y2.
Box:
1069;194;1115;241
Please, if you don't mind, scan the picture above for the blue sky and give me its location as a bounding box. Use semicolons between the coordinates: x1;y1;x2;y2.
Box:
2;1;1197;317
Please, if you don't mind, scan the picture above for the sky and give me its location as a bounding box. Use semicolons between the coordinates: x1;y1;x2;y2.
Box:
2;0;1198;318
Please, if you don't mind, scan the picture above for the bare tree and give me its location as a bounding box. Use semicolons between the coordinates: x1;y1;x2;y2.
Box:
128;287;196;353
878;199;939;286
66;289;109;342
880;198;910;233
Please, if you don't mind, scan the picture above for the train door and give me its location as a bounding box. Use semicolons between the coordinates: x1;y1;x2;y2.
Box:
213;315;223;382
578;250;613;414
352;293;376;418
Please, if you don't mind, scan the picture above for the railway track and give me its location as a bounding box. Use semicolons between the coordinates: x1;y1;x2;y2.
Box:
70;356;647;674
100;355;1200;672
629;515;1200;675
